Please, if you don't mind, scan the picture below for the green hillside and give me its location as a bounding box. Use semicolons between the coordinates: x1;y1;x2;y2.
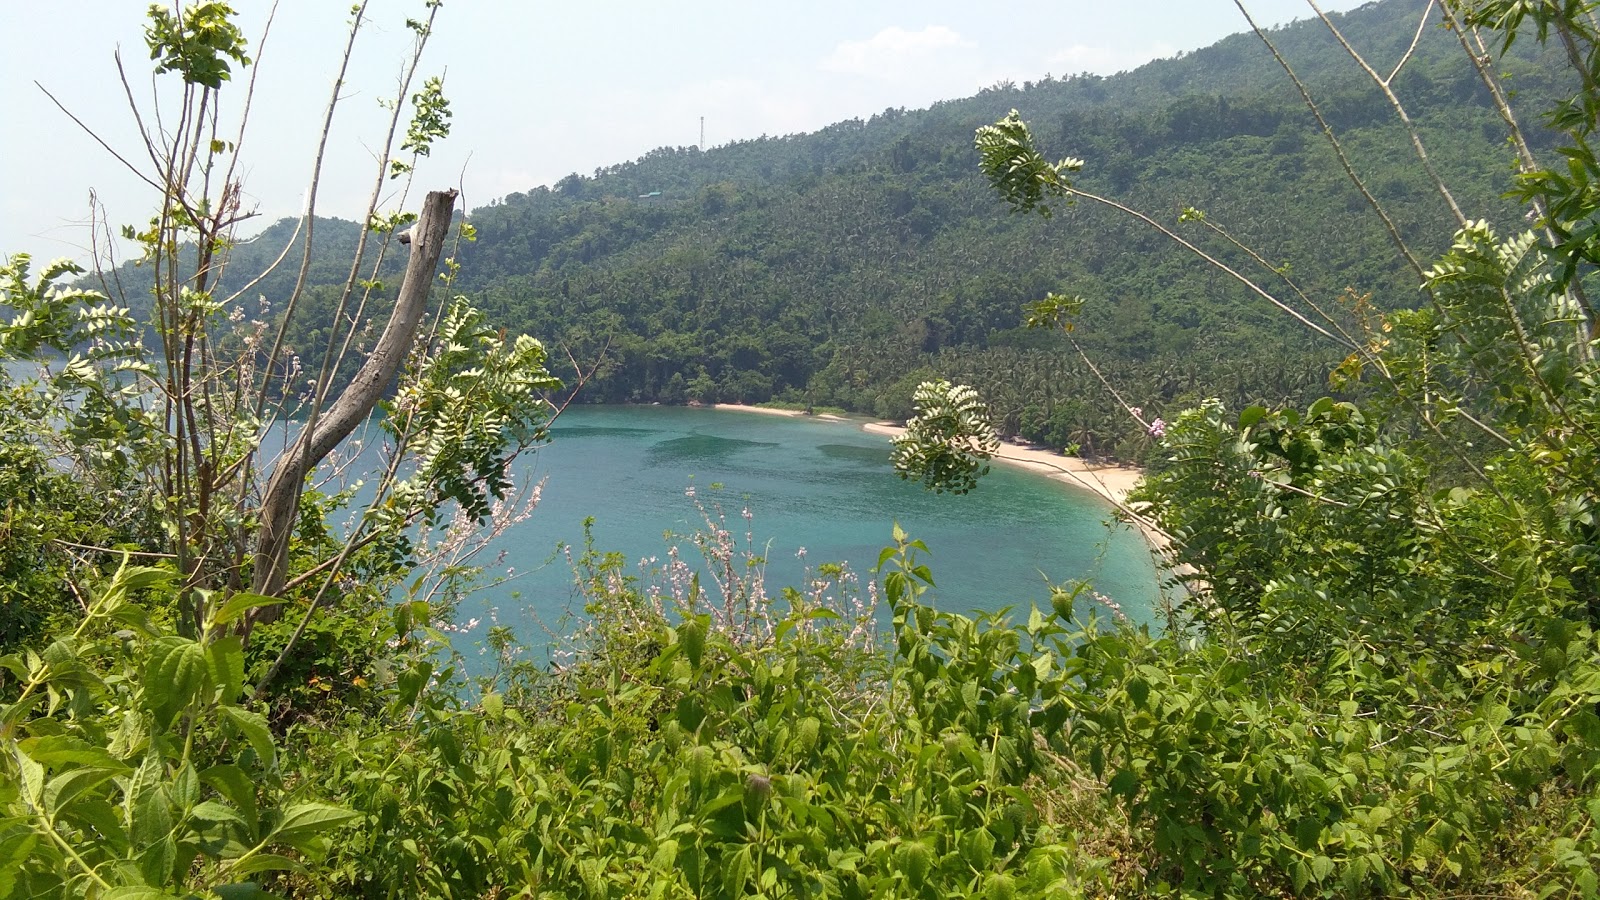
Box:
430;0;1556;457
9;1;1600;895
164;0;1564;459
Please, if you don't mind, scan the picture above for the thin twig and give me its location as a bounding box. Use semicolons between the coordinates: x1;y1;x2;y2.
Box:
1307;0;1467;225
1070;188;1355;349
1233;0;1430;284
34;82;167;196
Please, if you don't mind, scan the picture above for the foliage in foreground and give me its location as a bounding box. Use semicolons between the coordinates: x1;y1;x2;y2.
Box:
8;501;1598;898
7;0;1600;897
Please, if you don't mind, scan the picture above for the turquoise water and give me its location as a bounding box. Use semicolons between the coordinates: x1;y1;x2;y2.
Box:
457;406;1162;648
4;358;1162;640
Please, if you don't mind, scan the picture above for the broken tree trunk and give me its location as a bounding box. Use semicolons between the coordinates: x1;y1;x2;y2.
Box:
251;188;457;600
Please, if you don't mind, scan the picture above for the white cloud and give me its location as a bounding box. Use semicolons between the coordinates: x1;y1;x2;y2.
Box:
819;25;973;80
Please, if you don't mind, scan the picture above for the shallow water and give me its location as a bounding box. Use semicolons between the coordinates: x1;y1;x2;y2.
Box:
458;405;1162;653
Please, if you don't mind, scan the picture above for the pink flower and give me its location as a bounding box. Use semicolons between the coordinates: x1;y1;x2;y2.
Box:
1148;417;1167;438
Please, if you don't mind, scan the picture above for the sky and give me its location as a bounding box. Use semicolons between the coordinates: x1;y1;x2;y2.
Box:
0;0;1369;262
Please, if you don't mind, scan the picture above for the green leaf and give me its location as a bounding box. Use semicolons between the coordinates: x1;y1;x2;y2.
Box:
1126;678;1150;708
103;888;182;900
225;854;307;877
206;635;245;704
16;751;44;807
480;691;504;719
44;767;123;819
268;803;360;852
202;765;259;835
171;762;199;810
1294;817;1322;851
0;828;38;896
213;883;286;900
190;799;246;827
128;754;172;851
60;798;129;852
137;832;178;887
143;635;207;726
109;563;173;599
220;707;275;769
17;734;130;770
1565;709;1600;745
681;618;706;671
208;593;282;630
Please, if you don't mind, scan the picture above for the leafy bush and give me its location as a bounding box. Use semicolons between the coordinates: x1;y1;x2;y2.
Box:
0;561;361;897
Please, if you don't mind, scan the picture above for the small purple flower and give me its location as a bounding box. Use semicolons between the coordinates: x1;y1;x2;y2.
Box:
1148;417;1167;438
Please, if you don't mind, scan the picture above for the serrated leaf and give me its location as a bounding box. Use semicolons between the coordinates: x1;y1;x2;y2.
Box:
104;888;182;900
172;762;199;810
228;851;308;871
1126;678;1150;708
103;564;173;607
220;707;275;769
202;765;259;836
44;766;122;819
1107;768;1138;798
17;734;131;770
191;799;246;825
206;636;245;704
0;828;38;896
61;797;129;852
16;751;44;807
208;593;282;630
213;883;286;900
126;752;169;848
137;831;178;886
269;803;360;851
143;636;207;726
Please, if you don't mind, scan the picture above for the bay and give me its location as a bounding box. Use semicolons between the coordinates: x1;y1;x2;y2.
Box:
453;405;1163;653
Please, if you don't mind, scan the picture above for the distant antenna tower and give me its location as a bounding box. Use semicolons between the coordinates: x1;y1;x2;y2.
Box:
699;116;705;151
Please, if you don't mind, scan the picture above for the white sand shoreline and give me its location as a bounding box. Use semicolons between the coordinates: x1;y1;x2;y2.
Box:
709;403;1163;549
856;421;1140;507
710;402;849;423
862;421;1170;552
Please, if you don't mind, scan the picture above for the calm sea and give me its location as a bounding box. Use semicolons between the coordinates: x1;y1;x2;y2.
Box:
451;405;1164;653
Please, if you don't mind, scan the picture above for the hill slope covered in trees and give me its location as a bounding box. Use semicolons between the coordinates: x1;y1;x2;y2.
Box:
169;0;1563;459
435;0;1557;456
10;1;1600;895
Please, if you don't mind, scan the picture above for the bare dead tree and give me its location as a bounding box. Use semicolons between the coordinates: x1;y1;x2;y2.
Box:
251;188;457;600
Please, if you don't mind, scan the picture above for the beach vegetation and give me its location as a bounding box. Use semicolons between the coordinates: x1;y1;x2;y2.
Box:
4;0;1600;897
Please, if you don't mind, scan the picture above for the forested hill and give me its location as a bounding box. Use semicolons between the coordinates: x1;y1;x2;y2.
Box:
250;0;1561;459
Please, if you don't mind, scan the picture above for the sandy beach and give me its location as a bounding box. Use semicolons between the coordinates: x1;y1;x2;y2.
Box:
710;404;1160;540
859;423;1138;510
861;421;1170;551
712;403;1140;507
711;403;850;423
706;402;1173;562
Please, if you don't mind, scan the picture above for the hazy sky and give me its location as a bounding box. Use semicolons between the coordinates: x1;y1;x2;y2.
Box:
1;1;1368;261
